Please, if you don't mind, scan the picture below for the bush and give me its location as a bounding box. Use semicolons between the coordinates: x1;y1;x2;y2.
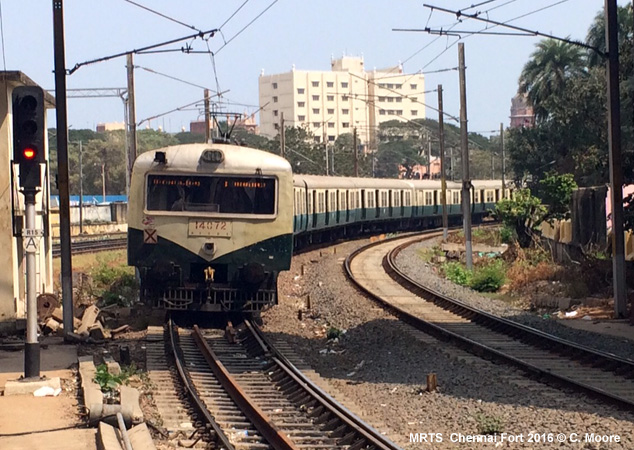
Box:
442;262;472;286
470;260;505;292
500;226;514;244
90;256;138;307
475;413;504;435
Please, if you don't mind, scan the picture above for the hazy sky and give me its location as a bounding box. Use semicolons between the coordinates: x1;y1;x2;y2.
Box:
1;1;626;136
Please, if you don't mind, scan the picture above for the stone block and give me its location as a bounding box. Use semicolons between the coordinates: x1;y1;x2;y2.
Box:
4;376;61;396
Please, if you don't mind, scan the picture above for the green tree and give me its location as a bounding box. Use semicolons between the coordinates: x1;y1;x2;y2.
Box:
518;39;587;121
538;172;577;220
494;189;548;248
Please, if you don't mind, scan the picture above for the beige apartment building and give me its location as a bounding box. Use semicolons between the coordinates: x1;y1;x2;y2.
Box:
258;56;425;148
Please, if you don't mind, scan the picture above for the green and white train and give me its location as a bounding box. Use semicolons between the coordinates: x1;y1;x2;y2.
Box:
128;143;508;313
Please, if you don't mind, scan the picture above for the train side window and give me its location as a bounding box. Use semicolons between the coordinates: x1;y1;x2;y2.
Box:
452;191;460;204
486;190;494;202
474;190;480;203
340;191;346;210
425;191;433;206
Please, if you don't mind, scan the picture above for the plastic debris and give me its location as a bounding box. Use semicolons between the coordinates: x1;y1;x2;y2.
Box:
565;311;578;318
33;386;62;397
582;315;593;320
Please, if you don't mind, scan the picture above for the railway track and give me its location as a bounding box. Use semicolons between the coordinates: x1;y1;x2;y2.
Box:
344;232;634;410
162;317;401;450
52;235;127;257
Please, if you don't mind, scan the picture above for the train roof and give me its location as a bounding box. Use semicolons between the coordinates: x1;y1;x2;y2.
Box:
294;175;413;190
133;143;292;174
471;179;505;188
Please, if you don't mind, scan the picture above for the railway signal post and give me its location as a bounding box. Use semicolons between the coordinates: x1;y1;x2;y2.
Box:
13;85;46;377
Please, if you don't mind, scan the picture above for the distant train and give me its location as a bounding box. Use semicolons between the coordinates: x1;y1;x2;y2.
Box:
127;143;508;313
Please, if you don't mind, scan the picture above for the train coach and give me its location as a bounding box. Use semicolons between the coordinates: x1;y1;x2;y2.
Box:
128;143;294;312
128;142;508;313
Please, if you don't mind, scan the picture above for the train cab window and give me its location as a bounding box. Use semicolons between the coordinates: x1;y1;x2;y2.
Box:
146;174;276;215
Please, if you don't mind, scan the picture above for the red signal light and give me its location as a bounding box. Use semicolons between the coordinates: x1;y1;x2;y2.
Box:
23;147;36;160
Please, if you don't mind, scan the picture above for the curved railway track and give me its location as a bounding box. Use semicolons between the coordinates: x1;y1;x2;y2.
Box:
344;232;634;410
164;317;400;450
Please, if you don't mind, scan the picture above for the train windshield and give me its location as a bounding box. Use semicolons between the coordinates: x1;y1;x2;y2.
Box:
146;174;276;215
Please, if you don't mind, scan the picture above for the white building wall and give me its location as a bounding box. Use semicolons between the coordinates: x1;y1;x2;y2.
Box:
259;57;425;148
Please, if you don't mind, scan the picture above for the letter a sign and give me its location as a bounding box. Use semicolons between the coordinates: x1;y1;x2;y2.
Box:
24;237;38;253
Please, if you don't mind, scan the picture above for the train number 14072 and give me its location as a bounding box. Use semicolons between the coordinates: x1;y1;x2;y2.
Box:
188;219;232;237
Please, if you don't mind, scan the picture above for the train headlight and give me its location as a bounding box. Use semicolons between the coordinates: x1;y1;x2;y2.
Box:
201;149;224;164
242;263;265;285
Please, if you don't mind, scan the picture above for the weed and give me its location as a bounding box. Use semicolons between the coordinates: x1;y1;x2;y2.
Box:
417;246;443;263
90;255;138;307
442;262;472;286
470;260;505;292
326;326;343;340
94;364;125;392
500;226;514;244
475;413;504;435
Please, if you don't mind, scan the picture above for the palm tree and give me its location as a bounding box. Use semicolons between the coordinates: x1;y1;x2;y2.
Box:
518;39;587;121
586;5;632;67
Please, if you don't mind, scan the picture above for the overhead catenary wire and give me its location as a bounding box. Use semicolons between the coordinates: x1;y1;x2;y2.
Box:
122;0;202;32
214;0;278;55
421;1;603;56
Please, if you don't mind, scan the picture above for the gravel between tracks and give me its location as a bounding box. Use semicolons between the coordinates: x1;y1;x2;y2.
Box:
262;237;634;450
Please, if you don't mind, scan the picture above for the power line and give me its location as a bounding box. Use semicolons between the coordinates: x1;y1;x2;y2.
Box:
68;29;218;75
215;0;278;55
421;2;603;56
135;65;221;93
122;0;201;32
219;0;252;32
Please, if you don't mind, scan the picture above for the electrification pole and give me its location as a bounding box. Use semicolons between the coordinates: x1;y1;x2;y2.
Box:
204;89;211;143
79;141;83;234
438;84;448;240
605;0;627;318
459;43;473;270
126;53;137;191
353;127;359;177
500;122;505;197
280;112;285;158
53;0;74;340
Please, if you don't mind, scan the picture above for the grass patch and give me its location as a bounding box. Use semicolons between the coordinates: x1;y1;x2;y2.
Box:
475;413;504;435
90;254;137;307
470;260;505;293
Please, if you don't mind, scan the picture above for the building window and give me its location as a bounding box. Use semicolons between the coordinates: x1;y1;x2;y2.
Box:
327;108;334;114
342;109;349;115
312;95;320;101
396;110;403;115
410;97;417;102
273;96;278;103
342;95;349;101
298;115;305;121
328;122;335;128
298;101;305;107
342;122;349;128
341;82;348;88
388;110;395;115
313;122;320;128
395;97;402;103
411;110;418;116
378;96;386;102
274;123;279;130
313;108;320;114
410;83;417;89
327;81;334;88
327;95;334;101
328;135;335;142
314;136;321;143
312;81;319;87
273;110;278;117
395;84;402;89
387;83;394;89
297;88;305;94
272;82;278;89
379;109;386;115
378;83;386;89
387;97;394;103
